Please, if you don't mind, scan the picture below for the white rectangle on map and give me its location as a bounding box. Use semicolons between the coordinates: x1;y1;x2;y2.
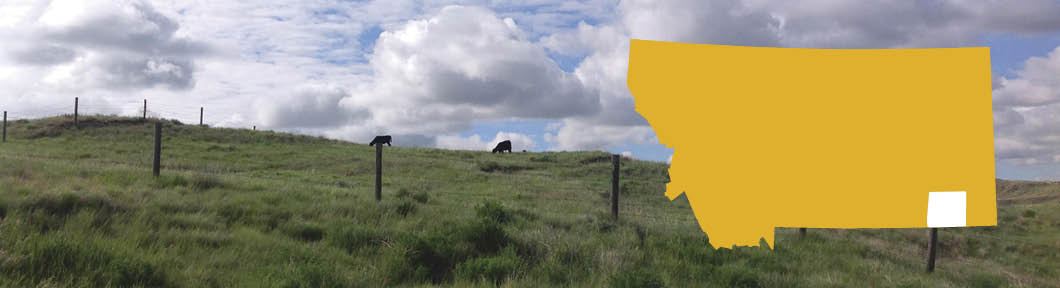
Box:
927;191;966;227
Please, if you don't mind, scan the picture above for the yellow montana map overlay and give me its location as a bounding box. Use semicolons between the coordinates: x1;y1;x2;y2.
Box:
627;39;997;249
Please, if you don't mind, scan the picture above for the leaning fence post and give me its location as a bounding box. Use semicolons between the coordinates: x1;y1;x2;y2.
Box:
74;97;79;128
927;228;938;272
375;142;383;202
611;154;620;220
143;99;147;121
153;122;162;176
2;111;6;143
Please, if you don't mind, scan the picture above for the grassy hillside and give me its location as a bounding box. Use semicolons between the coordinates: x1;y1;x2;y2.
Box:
0;115;1057;287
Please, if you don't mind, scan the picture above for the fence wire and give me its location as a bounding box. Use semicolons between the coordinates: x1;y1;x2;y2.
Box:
1;98;251;129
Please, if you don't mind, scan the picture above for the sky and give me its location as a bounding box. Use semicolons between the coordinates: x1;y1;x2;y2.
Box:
1;0;1060;180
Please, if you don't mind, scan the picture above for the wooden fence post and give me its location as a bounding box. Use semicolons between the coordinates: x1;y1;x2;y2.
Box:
153;122;162;176
799;228;807;238
2;111;6;143
143;99;147;121
74;97;79;129
927;228;938;272
375;143;383;201
612;154;620;220
199;107;204;126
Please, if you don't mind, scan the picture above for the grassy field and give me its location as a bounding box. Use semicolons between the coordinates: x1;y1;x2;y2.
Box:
0;115;1057;287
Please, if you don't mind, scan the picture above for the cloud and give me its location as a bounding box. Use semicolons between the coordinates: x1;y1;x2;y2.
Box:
621;0;782;47
993;47;1060;108
304;5;606;144
436;131;537;151
260;85;370;128
745;0;1060;48
0;0;209;93
539;0;786;151
3;0;1060;169
993;47;1060;165
362;6;599;121
545;118;657;151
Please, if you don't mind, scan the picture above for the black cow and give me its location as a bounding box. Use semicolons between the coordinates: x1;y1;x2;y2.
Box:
492;140;512;154
369;135;392;146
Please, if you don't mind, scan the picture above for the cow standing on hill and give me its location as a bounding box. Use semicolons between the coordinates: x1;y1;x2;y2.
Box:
492;140;512;154
369;135;392;146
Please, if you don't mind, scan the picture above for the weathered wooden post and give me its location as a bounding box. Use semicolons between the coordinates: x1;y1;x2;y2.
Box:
799;228;807;238
612;154;620;220
253;125;256;131
927;228;938;272
143;99;147;121
74;97;79;128
2;111;6;143
199;107;204;126
375;142;383;202
153;122;162;176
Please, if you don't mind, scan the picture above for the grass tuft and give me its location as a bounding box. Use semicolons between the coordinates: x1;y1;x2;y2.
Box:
2;237;171;287
19;192;126;231
610;267;665;288
478;161;532;173
455;247;520;286
282;221;325;242
396;200;417;217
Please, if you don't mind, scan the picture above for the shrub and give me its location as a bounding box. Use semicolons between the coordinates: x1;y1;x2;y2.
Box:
610;268;665;288
455;248;520;285
1022;209;1036;218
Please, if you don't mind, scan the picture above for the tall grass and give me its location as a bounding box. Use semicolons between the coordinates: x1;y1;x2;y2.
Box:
0;116;1056;287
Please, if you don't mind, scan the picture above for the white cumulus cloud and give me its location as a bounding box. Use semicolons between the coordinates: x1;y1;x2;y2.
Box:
436;131;537;152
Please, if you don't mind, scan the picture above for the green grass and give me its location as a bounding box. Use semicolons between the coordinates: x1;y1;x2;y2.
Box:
0;115;1057;287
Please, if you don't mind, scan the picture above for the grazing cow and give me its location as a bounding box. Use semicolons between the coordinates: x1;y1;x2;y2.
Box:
492;140;512;153
369;135;392;146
